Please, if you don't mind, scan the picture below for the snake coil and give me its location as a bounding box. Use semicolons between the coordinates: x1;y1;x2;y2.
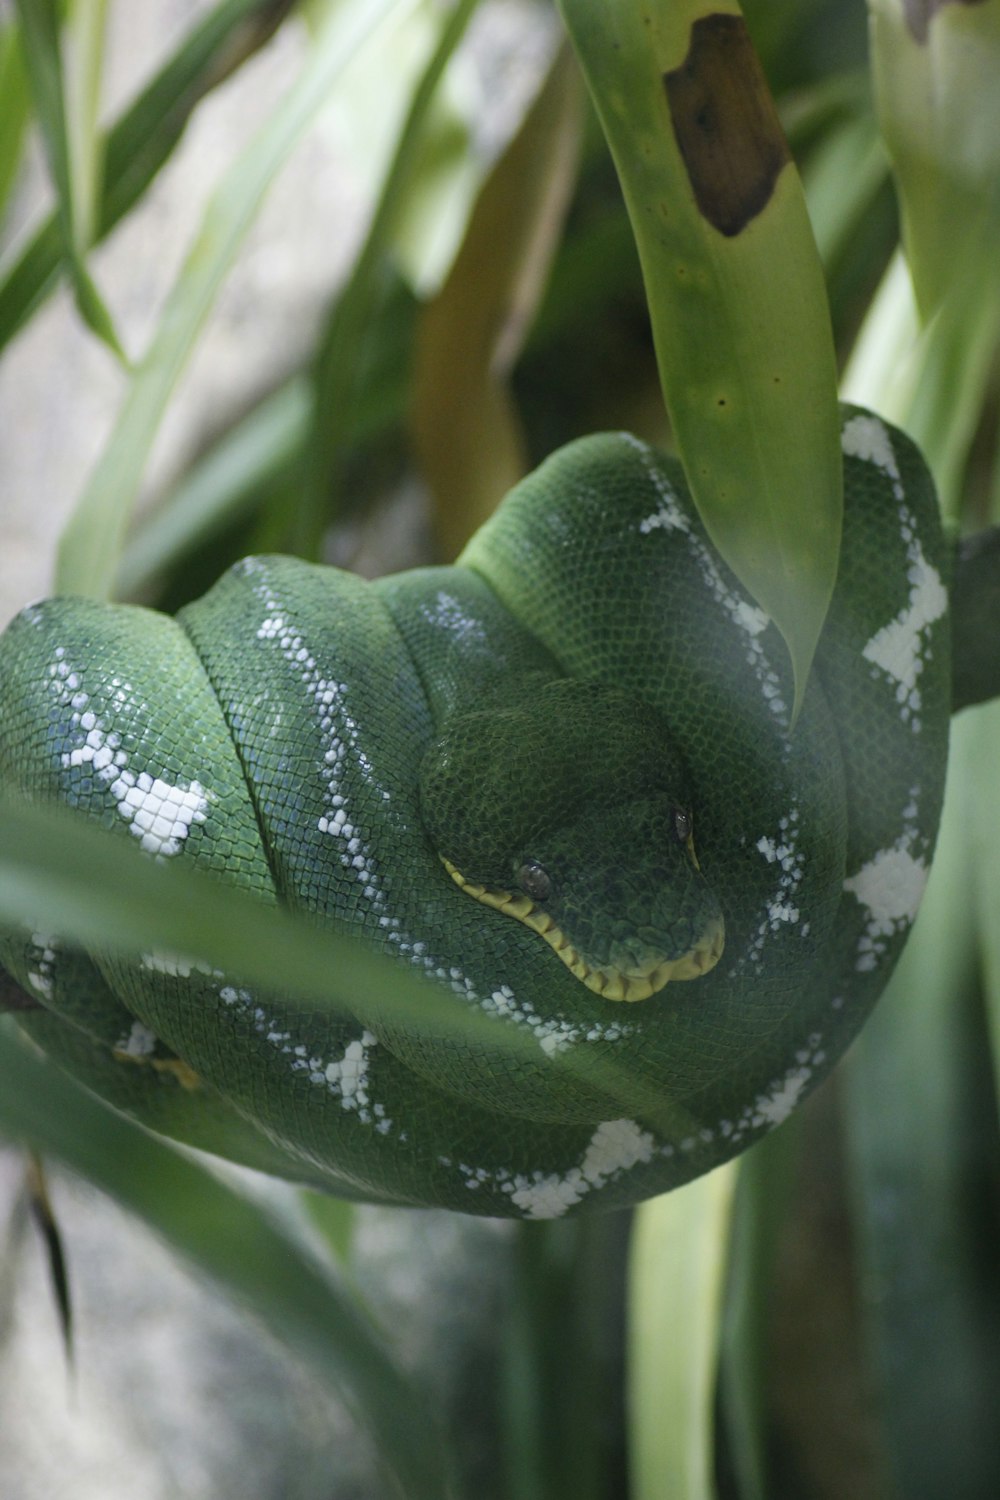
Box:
0;407;950;1217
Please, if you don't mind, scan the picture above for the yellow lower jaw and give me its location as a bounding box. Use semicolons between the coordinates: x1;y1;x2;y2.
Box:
441;858;725;1003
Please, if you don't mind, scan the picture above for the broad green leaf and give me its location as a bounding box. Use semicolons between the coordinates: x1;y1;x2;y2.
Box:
844;719;1000;1500
628;1164;739;1500
0;0;296;349
411;43;583;559
0;1026;454;1500
14;0;124;358
868;0;1000;322
54;0;415;601
556;0;842;722
294;0;480;558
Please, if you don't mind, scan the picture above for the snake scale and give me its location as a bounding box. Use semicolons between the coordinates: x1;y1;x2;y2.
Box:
0;406;951;1217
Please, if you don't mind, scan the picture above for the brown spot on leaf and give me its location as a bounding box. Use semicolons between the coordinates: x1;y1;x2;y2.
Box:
664;13;790;237
903;0;989;45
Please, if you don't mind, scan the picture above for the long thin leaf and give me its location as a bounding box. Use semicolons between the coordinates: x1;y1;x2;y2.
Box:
55;0;415;601
0;19;32;227
628;1164;739;1500
556;0;842;721
0;1024;455;1500
0;0;295;348
0;793;702;1135
294;0;480;558
14;0;124;356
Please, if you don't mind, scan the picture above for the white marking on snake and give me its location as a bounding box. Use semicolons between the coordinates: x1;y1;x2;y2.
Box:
841;412;903;497
115;1021;158;1058
632;441;788;723
218;982;395;1133
26;931;57;999
844;842;929;972
47;651;209;857
861;542;947;726
724;1033;826;1143
460;1118;655;1219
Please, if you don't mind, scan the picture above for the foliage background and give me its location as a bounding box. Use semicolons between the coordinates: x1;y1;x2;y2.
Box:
1;1;999;1496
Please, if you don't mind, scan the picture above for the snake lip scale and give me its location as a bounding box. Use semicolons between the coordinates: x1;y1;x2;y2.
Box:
442;856;725;1001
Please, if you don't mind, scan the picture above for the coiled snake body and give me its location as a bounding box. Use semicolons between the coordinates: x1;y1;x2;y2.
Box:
0;408;950;1217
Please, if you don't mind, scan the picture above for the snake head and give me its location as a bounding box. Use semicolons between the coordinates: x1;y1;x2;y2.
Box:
419;680;725;1002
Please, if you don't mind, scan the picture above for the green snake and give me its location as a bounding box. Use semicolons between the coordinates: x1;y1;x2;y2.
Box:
0;406;951;1217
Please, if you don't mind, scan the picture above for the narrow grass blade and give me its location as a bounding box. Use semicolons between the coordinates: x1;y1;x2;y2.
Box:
557;0;842;721
0;19;32;227
14;0;124;357
719;1121;801;1500
844;718;1000;1500
0;0;295;348
295;0;480;558
628;1164;739;1500
114;378;311;598
0;1027;454;1500
411;43;583;559
55;0;413;602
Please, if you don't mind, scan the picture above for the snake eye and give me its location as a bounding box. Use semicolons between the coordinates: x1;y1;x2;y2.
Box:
517;861;552;902
672;807;693;845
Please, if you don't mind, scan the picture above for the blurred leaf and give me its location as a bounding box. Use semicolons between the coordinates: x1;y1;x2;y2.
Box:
0;1026;455;1500
411;43;583;559
557;0;842;722
14;0;124;357
115;378;311;598
844;718;1000;1500
868;0;1000;323
54;0;413;602
719;1121;801;1500
0;19;32;228
628;1164;739;1500
842;247;1000;519
302;1188;356;1264
0;0;297;351
295;0;480;558
0;792;700;1135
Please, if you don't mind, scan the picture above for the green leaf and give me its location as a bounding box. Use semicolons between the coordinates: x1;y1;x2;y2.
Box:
14;0;125;358
0;1026;454;1500
295;0;481;558
868;0;1000;323
0;792;701;1136
0;0;296;349
54;0;414;602
556;0;842;722
628;1164;739;1500
0;19;32;227
719;1122;801;1500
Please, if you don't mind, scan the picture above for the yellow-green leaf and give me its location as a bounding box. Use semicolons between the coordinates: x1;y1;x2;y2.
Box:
556;0;842;722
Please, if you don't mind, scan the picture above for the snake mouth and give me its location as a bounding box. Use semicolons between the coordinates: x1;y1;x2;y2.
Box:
442;858;725;1003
